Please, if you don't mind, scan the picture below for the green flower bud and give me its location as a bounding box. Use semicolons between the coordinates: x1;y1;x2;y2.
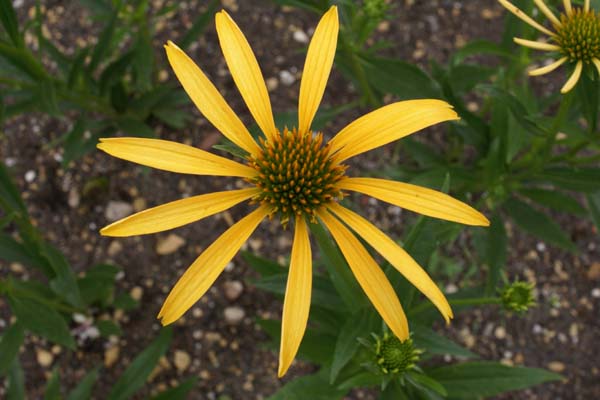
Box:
374;333;422;375
500;281;536;314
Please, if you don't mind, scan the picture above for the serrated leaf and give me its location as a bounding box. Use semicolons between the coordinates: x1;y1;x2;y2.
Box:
504;197;576;252
107;327;173;400
8;295;76;349
0;322;24;377
427;361;563;397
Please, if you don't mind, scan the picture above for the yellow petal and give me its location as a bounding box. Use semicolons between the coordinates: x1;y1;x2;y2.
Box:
338;177;490;226
563;0;572;15
560;60;582;94
298;6;339;135
327;203;452;323
498;0;556;36
533;0;561;27
528;57;567;76
164;41;260;156
278;218;312;377
584;0;590;12
158;206;268;325
318;210;409;341
100;188;259;237
593;58;600;76
514;37;560;51
215;11;277;141
97;138;256;178
329;100;459;162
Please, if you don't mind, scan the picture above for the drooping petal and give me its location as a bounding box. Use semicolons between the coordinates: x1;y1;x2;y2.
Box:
97;138;256;178
560;60;582;93
100;188;259;237
338;177;490;226
514;37;561;51
584;0;590;12
327;203;453;323
528;57;568;76
498;0;556;36
278;218;312;377
563;0;572;15
158;206;268;325
318;210;409;341
164;41;260;156
298;6;339;135
329;100;459;162
533;0;561;27
593;58;600;76
215;11;277;141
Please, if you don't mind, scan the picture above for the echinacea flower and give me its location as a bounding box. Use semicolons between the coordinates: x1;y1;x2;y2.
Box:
98;7;489;376
499;0;600;93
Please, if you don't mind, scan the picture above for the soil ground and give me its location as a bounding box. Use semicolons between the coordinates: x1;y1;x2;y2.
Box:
1;0;599;399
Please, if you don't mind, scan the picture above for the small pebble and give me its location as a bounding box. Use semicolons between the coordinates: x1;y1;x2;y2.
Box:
104;346;120;367
292;29;309;44
105;201;133;222
591;288;600;298
36;349;54;367
494;326;507;340
223;281;244;301
174;350;192;372
24;170;36;183
130;286;143;301
279;70;295;86
156;234;186;255
224;306;245;325
547;361;566;373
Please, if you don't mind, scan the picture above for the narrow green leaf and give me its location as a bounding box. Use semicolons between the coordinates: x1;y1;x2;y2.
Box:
44;369;61;400
0;42;47;80
330;308;378;383
241;251;284;277
485;213;507;294
0;162;28;214
519;188;586;216
336;371;380;391
133;28;154;91
311;221;365;311
8;295;76;349
88;10;117;72
179;0;218;49
66;367;100;400
7;359;25;400
412;325;477;359
96;319;122;337
78;263;119;307
427;361;563;397
107;327;173;400
150;377;197;400
43;243;83;307
452;39;513;64
586;192;600;233
115;117;155;138
113;292;139;311
0;233;45;269
406;371;447;397
534;167;600;192
0;322;24;376
0;0;22;46
504;197;577;252
269;369;346;400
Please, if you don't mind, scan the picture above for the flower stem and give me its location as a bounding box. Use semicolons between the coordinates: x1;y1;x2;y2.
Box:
410;296;501;315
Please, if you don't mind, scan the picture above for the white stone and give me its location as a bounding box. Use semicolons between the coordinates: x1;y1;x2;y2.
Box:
279;70;295;86
104;201;133;222
224;306;245;325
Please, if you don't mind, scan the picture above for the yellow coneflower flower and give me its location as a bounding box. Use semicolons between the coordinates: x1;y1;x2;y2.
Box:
98;7;489;377
498;0;600;93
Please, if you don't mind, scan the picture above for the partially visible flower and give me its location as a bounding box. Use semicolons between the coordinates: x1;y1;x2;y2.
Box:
499;0;600;93
374;333;422;375
98;7;489;376
500;281;536;313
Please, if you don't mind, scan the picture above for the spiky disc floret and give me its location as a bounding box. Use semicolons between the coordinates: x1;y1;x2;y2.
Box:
247;127;346;225
555;8;600;63
374;333;422;375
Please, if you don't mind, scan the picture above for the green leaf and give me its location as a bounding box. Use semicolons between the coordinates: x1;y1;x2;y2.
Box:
269;368;346;400
362;56;441;99
504;197;577;252
150;377;197;400
107;327;173;400
113;292;139;311
0;162;27;214
330;308;378;383
133;28;154;91
253;274;345;312
44;369;61;400
8;295;76;349
96;319;122;337
485;213;507;295
311;221;366;311
427;361;563;397
534;167;600;192
257;319;336;364
0;0;21;47
0;322;24;377
7;359;25;400
586;192;600;233
43;243;84;307
179;0;218;49
115;117;155;138
0;42;47;80
449;64;495;93
78;263;119;307
519;188;586;216
241;251;284;277
66;367;99;400
88;9;118;72
0;234;46;270
412;325;477;359
336;371;381;391
406;371;447;397
452;40;513;64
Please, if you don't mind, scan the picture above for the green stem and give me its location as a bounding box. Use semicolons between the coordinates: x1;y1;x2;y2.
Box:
410;296;501;315
538;91;574;167
339;36;379;108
